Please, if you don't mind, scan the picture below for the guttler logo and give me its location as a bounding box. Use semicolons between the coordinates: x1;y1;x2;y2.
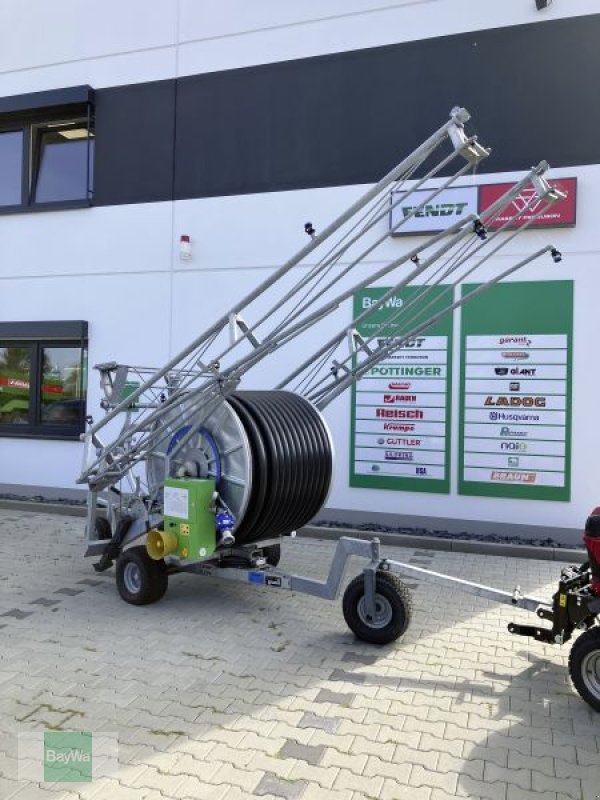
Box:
44;732;92;782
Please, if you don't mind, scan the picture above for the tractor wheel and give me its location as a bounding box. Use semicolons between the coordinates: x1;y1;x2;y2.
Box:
569;626;600;712
343;571;412;645
116;546;168;606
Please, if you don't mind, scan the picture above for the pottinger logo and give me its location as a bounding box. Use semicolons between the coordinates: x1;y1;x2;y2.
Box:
384;394;417;404
501;351;529;360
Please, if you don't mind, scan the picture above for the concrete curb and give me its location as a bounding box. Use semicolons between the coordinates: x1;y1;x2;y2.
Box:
0;499;87;517
0;500;586;563
298;525;587;563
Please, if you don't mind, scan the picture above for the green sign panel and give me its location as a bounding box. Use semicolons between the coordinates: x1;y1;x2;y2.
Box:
350;286;453;494
458;280;573;501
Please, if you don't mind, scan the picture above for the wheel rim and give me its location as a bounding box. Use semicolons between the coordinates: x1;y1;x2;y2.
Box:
581;650;600;699
357;592;393;629
123;562;142;595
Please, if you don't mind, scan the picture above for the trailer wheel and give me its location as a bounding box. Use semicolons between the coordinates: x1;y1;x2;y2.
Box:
116;547;168;606
569;626;600;712
343;571;412;645
263;544;281;567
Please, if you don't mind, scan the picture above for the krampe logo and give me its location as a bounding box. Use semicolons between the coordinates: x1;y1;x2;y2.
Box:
44;732;92;782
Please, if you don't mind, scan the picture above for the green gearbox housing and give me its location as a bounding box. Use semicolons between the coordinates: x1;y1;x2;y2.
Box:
162;478;217;561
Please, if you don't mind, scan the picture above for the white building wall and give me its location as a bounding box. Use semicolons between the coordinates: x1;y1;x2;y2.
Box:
0;2;598;541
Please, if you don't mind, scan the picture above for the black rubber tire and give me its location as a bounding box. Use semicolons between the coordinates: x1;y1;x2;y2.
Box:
116;546;168;606
343;571;412;645
263;544;281;567
568;626;600;712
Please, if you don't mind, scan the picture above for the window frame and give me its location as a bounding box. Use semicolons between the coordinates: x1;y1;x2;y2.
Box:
0;322;88;441
0;100;94;215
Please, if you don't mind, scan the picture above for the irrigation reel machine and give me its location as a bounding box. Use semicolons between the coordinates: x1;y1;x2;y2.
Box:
79;108;600;711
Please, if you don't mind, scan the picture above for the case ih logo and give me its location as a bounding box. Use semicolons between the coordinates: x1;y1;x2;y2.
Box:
478;178;577;230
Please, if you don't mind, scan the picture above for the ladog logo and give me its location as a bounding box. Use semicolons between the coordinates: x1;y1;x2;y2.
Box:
384;394;417;404
385;451;414;461
376;409;424;419
484;396;546;407
501;351;529;360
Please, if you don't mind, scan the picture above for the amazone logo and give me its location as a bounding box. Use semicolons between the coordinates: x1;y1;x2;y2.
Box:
403;203;469;218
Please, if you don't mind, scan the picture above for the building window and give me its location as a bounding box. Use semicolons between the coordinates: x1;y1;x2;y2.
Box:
0;85;94;214
0;322;88;439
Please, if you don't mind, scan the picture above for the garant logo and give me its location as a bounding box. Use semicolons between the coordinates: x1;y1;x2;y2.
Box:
498;336;532;347
362;296;403;310
484;396;546;407
501;441;527;451
376;409;424;419
491;471;536;483
501;351;529;360
500;426;528;437
402;202;469;218
383;422;416;432
385;451;414;461
388;382;411;391
383;394;417;404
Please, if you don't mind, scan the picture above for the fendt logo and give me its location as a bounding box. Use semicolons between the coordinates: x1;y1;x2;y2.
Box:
402;203;469;219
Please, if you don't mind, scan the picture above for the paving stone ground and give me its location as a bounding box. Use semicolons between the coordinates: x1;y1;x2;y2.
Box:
0;509;598;800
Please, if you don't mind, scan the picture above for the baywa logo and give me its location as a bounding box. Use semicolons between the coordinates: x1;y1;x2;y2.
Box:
402;202;469;219
362;296;403;310
44;732;92;782
500;426;528;438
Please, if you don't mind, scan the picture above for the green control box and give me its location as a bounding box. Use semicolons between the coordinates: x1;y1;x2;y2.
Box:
163;478;216;561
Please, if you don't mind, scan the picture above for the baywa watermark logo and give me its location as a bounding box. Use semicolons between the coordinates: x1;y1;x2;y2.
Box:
18;731;118;783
